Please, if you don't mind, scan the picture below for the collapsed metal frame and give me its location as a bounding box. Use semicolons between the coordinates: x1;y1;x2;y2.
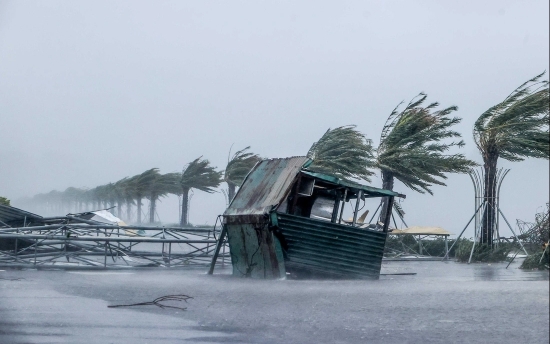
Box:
0;217;229;269
443;168;528;262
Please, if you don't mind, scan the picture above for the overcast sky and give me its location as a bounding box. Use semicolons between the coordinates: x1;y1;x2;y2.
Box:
0;1;548;237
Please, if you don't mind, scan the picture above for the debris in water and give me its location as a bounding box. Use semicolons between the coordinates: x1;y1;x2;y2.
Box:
108;294;193;310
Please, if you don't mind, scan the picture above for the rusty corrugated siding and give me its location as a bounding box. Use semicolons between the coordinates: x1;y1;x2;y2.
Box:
224;157;310;218
275;213;387;279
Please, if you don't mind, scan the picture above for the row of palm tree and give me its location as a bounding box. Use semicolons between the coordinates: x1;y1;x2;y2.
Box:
308;72;548;247
23;72;548;239
26;149;261;226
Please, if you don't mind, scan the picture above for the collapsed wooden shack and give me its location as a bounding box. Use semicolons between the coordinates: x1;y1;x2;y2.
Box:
209;156;405;279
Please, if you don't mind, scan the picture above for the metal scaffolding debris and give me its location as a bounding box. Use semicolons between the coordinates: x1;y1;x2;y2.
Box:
0;205;228;269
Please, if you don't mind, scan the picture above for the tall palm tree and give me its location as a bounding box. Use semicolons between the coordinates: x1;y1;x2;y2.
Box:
179;157;222;226
146;172;180;223
128;168;159;224
376;94;476;221
223;146;261;204
474;72;549;246
307;125;375;182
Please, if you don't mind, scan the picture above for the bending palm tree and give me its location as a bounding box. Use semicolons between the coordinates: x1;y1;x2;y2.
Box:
147;172;181;223
128;168;159;224
474;72;549;246
376;94;476;221
307;125;375;182
223;146;261;203
179;157;222;226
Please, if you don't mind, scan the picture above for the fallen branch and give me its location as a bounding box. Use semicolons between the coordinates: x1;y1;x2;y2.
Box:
108;294;192;310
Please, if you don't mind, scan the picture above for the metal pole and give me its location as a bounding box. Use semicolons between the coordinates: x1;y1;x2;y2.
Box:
469;202;489;263
444;235;449;260
443;201;485;259
391;212;399;230
338;189;347;224
208;224;228;275
352;190;362;227
368;203;382;224
104;241;108;267
497;207;529;255
168;243;171;267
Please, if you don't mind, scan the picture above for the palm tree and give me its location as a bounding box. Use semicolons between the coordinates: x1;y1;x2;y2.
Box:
179;157;222;226
146;172;180;223
127;168;159;224
223;146;261;204
376;94;476;221
307;125;375;182
474;72;549;246
113;178;130;219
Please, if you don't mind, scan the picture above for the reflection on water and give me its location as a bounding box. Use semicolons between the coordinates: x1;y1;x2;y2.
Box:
381;258;549;282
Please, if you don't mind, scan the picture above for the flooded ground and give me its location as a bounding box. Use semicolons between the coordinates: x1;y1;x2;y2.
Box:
0;259;548;344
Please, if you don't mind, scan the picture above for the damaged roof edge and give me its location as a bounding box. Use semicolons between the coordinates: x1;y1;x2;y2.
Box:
300;170;405;198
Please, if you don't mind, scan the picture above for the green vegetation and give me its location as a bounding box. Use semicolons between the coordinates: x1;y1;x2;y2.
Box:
375;94;476;220
519;204;549;270
384;235;468;258
520;249;549;270
455;241;513;263
307;125;375;182
179;157;222;226
0;197;10;206
223;146;261;204
474;72;549;247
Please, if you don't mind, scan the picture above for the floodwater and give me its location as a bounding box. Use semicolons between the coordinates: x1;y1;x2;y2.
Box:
0;259;548;344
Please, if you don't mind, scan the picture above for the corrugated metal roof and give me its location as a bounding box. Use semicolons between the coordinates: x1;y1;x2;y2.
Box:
224;156;311;217
301;170;402;198
0;205;43;227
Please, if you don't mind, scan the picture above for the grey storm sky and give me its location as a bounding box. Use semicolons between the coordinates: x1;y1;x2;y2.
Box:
0;0;548;236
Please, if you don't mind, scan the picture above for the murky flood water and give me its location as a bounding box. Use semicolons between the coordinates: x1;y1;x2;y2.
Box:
1;259;548;344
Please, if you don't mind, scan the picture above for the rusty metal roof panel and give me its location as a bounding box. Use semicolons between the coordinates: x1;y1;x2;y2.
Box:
0;205;43;227
275;212;387;279
224;156;311;217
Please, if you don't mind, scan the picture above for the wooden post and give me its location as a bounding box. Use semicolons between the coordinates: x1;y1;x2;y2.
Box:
338;189;348;224
352;190;363;227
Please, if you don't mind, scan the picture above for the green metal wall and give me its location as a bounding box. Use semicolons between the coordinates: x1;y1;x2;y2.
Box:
275;213;387;279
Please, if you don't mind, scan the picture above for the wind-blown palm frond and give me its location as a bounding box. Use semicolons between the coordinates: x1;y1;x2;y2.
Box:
377;94;476;195
224;146;261;187
179;157;222;226
181;157;223;193
474;72;549;246
307;125;375;182
474;72;549;162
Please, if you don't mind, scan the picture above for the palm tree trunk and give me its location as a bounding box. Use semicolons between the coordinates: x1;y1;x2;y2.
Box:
137;198;142;224
117;201;122;219
149;197;156;223
228;183;236;205
126;200;132;223
379;170;394;224
180;188;190;227
481;151;498;247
